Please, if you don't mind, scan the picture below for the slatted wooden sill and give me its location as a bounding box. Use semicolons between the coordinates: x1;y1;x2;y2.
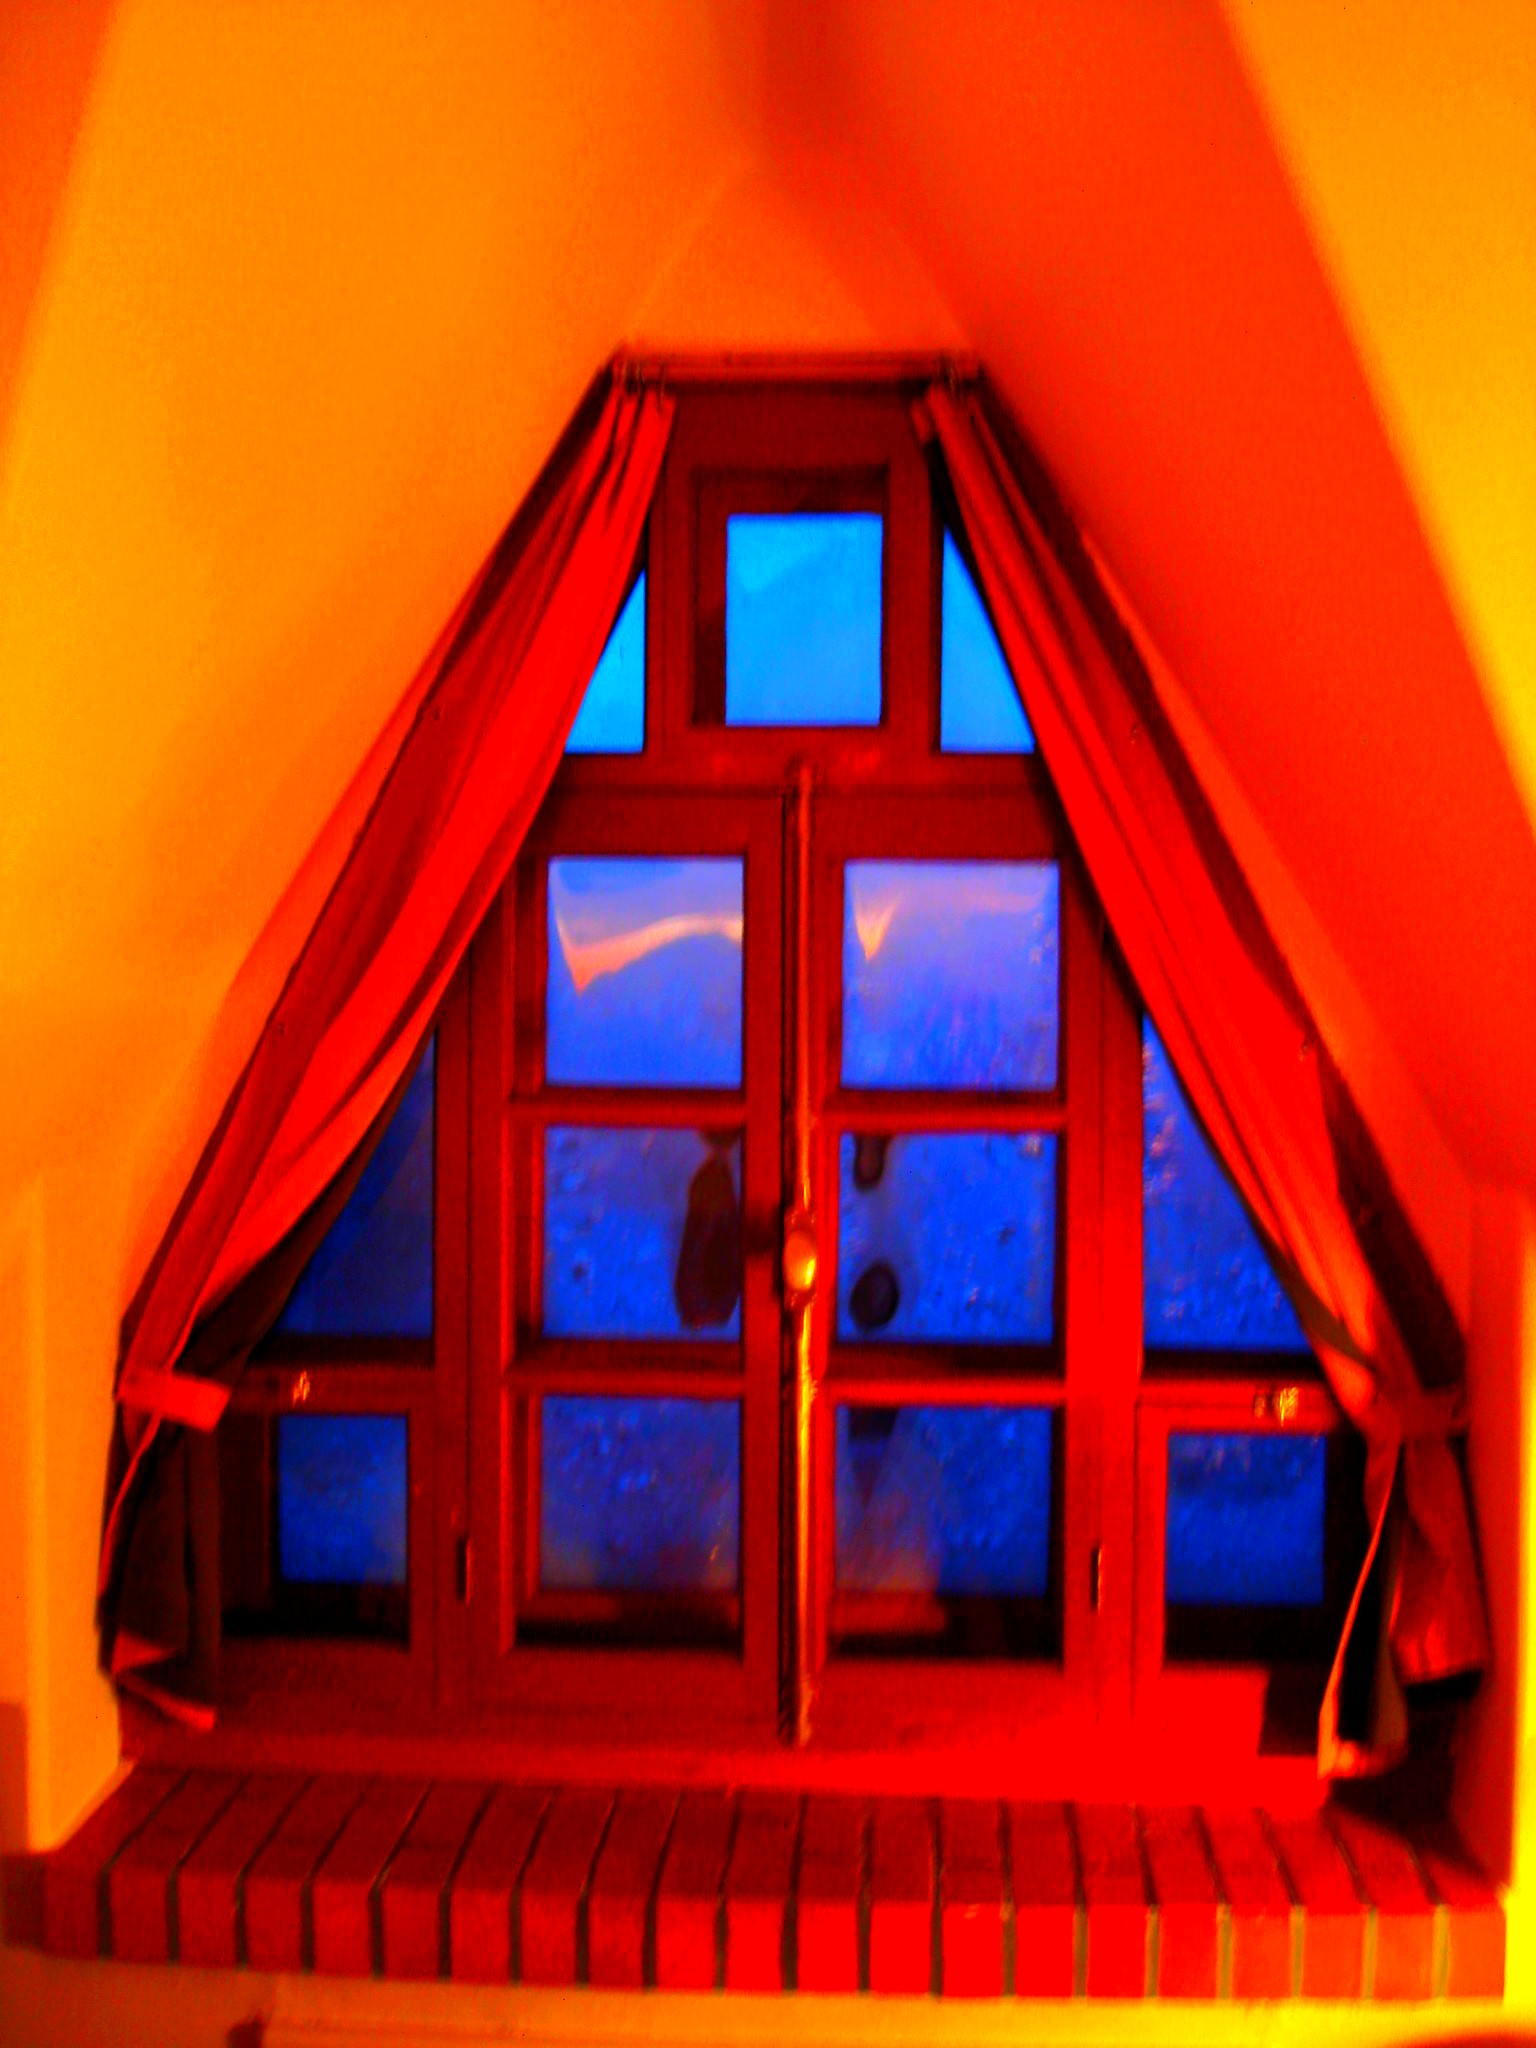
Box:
10;1767;1504;2001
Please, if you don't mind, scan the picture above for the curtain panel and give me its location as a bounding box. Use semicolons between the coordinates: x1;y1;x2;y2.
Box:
98;370;674;1714
921;379;1488;1772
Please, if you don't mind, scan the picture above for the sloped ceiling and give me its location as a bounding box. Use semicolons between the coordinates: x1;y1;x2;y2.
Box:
2;0;1532;1282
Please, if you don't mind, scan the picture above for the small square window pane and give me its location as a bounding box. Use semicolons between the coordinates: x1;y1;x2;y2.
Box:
1165;1430;1326;1607
1143;1023;1308;1351
543;1127;742;1339
565;573;645;754
275;1042;434;1339
835;1403;1053;1597
837;1132;1056;1344
940;533;1034;753
539;1395;740;1592
843;860;1058;1090
725;512;883;725
276;1414;408;1587
547;858;742;1088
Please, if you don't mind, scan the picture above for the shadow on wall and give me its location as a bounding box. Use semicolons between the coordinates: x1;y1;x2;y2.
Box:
0;1702;25;1855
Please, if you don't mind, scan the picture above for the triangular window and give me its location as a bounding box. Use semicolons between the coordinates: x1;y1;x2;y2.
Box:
564;570;646;753
939;530;1034;753
1142;1020;1308;1353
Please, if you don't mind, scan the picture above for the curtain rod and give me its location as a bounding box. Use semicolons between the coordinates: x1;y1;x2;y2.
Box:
614;349;981;388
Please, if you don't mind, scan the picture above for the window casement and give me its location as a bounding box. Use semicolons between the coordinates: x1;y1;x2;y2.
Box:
204;373;1371;1800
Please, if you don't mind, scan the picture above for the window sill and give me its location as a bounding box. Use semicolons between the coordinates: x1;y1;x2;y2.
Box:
8;1766;1504;2002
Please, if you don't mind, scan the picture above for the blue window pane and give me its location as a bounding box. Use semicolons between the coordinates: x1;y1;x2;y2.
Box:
940;533;1034;753
835;1404;1053;1597
1142;1024;1308;1351
275;1042;434;1338
565;573;645;753
725;513;883;726
276;1414;408;1586
540;1396;740;1592
543;1127;742;1339
1165;1431;1326;1607
546;858;742;1088
837;1132;1056;1344
843;860;1058;1090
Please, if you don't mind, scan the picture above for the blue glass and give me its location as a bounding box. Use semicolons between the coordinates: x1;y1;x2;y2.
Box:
837;1132;1056;1343
725;512;883;725
1165;1431;1326;1607
843;860;1058;1090
540;1396;740;1592
1142;1024;1308;1351
940;534;1034;753
543;1126;742;1339
276;1414;408;1586
565;573;645;753
547;858;742;1088
276;1042;434;1338
835;1404;1053;1597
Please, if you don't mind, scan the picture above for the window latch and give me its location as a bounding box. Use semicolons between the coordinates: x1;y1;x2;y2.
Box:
1090;1544;1104;1612
454;1534;472;1602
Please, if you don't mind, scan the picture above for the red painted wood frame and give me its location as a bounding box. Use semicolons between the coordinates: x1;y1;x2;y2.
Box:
466;789;784;1734
214;968;472;1721
152;373;1372;1809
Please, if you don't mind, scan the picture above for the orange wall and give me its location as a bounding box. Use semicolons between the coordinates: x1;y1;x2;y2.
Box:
1;2;1533;2041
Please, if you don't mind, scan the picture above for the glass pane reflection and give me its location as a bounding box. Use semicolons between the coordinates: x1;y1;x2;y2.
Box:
540;1396;740;1592
1165;1431;1326;1607
547;858;742;1087
843;860;1058;1090
837;1131;1056;1344
276;1041;435;1339
940;534;1034;753
725;513;883;725
276;1414;408;1587
835;1403;1053;1597
565;573;645;754
1142;1024;1308;1351
543;1126;742;1339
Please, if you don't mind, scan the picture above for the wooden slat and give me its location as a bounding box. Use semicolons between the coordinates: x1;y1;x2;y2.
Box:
1203;1807;1293;1999
447;1783;548;1984
1074;1804;1147;1998
868;1798;933;1995
518;1784;613;1986
1009;1802;1079;1997
42;1768;182;1959
939;1799;1004;1998
796;1793;864;1993
1411;1828;1505;2000
109;1772;242;1963
1270;1811;1364;1998
655;1788;734;1990
1328;1807;1434;2001
379;1781;489;1980
1140;1806;1219;1999
244;1776;368;1974
178;1774;307;1969
588;1787;677;1988
724;1790;798;1992
311;1777;426;1977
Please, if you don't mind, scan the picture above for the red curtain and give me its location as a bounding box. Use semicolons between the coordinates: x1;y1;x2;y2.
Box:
923;380;1488;1771
98;370;674;1702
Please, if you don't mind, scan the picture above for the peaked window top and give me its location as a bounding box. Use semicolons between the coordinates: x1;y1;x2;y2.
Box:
1141;1022;1308;1353
565;571;646;754
940;531;1034;754
274;1038;436;1339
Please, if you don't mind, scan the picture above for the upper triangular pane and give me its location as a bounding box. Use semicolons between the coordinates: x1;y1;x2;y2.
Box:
940;532;1034;754
275;1038;435;1338
1142;1022;1308;1352
565;572;646;753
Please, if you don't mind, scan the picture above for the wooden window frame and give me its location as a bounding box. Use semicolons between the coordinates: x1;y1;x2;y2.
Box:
142;371;1367;1811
